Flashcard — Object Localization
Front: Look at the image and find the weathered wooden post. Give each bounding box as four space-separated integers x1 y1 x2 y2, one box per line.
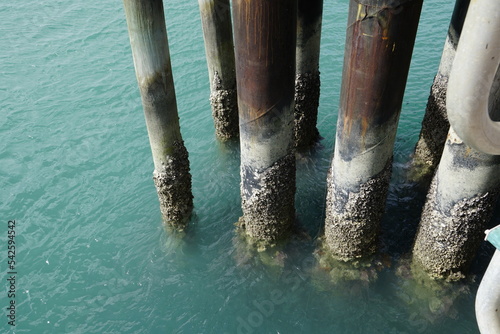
233 0 297 246
412 0 500 280
123 0 193 229
411 0 470 182
198 0 239 140
324 0 423 260
294 0 323 148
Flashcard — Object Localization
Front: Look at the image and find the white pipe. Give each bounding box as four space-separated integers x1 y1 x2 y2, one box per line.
446 0 500 155
476 250 500 334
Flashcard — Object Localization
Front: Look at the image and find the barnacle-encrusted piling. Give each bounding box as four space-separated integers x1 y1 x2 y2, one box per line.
198 0 238 140
123 0 193 229
233 0 297 246
412 128 500 280
294 0 323 148
413 0 500 280
324 0 423 260
411 0 470 182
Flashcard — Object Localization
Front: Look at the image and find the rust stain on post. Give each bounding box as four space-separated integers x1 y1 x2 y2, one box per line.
323 0 423 261
232 0 297 245
339 0 422 159
234 0 296 126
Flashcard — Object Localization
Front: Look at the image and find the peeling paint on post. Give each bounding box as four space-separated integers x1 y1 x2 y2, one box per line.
324 0 423 260
198 0 239 140
294 0 323 149
123 0 193 229
411 0 470 182
412 128 500 280
233 0 297 246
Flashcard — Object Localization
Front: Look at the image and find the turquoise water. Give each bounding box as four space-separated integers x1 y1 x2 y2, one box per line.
2 0 496 333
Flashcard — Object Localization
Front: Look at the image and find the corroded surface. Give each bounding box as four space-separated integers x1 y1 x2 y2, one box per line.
338 0 423 153
412 178 498 281
210 72 238 140
324 159 392 261
153 140 193 230
294 71 320 148
238 153 296 246
233 0 297 124
411 75 450 182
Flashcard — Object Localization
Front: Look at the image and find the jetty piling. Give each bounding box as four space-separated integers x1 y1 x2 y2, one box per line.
411 0 470 182
324 0 423 260
198 0 239 140
413 0 500 280
294 0 323 149
123 0 193 229
233 0 297 246
412 128 500 280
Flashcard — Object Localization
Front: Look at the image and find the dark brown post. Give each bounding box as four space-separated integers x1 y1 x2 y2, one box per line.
294 0 323 148
198 0 239 140
123 0 193 229
324 0 423 260
233 0 297 246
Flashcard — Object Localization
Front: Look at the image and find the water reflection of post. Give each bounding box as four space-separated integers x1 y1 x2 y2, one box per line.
198 0 239 140
233 0 297 247
123 0 193 229
324 0 423 260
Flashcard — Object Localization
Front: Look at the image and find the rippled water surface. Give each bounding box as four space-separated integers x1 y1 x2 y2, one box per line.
2 1 496 333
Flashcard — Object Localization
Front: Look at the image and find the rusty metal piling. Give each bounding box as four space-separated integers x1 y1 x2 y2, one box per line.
233 0 297 246
324 0 423 260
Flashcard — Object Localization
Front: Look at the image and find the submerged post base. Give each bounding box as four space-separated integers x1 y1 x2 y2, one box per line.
412 179 498 281
324 160 392 261
152 141 193 230
294 71 321 148
315 238 386 285
239 153 296 247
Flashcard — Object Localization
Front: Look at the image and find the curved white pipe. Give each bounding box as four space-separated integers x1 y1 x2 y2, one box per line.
476 250 500 334
447 0 500 155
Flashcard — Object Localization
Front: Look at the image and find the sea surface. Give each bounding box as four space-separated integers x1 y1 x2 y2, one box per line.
1 0 497 333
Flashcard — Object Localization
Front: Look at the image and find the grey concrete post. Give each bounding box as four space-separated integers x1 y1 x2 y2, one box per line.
411 0 470 182
412 128 500 280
